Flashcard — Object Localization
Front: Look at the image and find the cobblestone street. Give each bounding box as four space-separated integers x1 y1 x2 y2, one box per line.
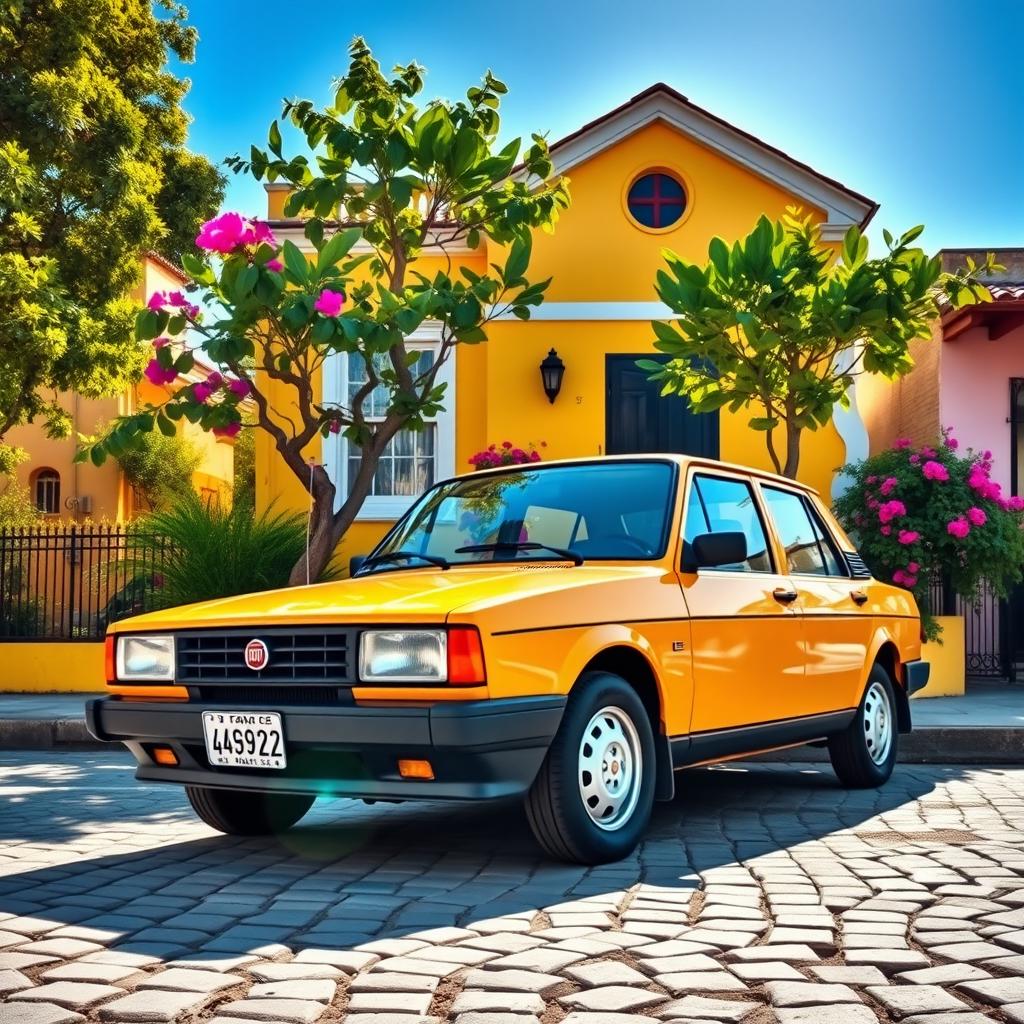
2 752 1024 1024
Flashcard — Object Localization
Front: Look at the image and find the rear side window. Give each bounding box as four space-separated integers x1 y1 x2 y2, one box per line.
684 475 773 572
763 487 845 576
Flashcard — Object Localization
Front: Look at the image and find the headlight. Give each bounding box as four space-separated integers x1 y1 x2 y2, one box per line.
116 635 175 682
359 630 446 683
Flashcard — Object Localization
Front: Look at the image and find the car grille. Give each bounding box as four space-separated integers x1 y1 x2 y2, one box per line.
176 628 356 685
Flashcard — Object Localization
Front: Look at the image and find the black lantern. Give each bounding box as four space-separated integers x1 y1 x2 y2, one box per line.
539 348 565 404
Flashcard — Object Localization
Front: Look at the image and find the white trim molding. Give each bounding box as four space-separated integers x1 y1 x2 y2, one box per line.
492 301 674 321
321 326 455 521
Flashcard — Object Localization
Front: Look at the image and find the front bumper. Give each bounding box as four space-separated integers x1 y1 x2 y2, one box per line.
87 695 566 801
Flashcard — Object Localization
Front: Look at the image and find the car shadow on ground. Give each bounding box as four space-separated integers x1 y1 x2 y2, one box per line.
0 751 971 961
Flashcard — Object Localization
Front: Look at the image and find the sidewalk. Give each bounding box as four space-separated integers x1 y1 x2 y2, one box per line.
1 682 1022 761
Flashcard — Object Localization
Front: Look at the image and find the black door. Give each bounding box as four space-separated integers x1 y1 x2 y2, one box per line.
606 354 719 457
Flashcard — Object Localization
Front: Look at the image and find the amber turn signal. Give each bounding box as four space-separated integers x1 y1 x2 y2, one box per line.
151 746 178 766
447 626 486 685
398 759 434 780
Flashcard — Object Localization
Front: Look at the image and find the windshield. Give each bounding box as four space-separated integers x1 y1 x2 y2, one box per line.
362 461 676 571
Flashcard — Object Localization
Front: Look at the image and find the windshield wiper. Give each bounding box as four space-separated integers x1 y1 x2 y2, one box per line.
359 551 450 572
454 542 584 566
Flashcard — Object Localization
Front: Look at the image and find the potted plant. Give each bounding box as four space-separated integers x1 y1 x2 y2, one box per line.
834 430 1024 694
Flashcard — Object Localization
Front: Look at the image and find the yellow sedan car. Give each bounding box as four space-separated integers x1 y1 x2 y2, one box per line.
88 456 928 863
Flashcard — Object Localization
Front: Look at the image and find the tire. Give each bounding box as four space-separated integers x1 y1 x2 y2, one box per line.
828 664 899 788
525 671 656 864
186 786 314 836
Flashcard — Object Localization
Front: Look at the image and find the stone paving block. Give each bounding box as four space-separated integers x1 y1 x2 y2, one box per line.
347 991 435 1014
866 982 974 1018
639 953 722 975
1 1003 86 1024
0 967 34 993
15 938 102 958
216 997 327 1023
295 947 380 971
928 941 1014 962
342 1017 439 1024
9 981 123 1009
454 1015 538 1024
956 976 1024 1005
0 952 58 971
984 954 1024 974
565 961 650 987
136 966 242 993
729 961 806 981
95 989 211 1022
41 961 142 984
451 990 545 1014
726 943 820 963
564 1015 671 1024
350 971 439 993
1001 1003 1024 1024
844 949 930 973
248 978 336 1002
165 951 260 972
773 1007 878 1024
650 995 758 1020
808 965 889 985
657 971 748 994
462 967 565 995
633 939 719 958
484 947 586 972
899 1016 992 1024
765 981 861 1007
896 963 990 985
406 944 496 966
560 986 669 1012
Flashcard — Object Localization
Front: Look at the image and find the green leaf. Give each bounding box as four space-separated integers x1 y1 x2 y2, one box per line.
157 413 176 437
135 308 160 342
282 239 308 282
708 237 730 278
268 119 282 156
503 235 531 284
317 227 362 270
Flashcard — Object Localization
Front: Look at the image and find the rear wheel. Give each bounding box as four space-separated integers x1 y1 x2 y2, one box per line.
828 664 899 787
525 672 655 863
186 786 314 836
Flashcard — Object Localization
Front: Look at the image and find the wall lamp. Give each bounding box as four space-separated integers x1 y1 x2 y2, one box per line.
539 348 565 404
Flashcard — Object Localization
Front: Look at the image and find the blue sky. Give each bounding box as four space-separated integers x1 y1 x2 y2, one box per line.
177 0 1024 250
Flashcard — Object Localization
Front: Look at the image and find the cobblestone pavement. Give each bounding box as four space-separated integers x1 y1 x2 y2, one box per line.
2 753 1024 1024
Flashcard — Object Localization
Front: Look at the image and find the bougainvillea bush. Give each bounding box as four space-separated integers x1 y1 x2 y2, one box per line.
468 440 545 470
834 430 1024 640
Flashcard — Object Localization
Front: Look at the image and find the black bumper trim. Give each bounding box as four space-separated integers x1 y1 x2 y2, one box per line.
904 659 930 696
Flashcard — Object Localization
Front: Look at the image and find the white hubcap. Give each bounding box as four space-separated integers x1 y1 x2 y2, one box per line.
863 681 893 765
578 706 642 831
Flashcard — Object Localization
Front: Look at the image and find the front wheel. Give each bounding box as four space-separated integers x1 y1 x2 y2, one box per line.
828 665 899 787
186 786 314 836
525 672 655 863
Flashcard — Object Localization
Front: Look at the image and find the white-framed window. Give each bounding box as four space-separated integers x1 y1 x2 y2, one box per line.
322 325 455 520
33 468 61 515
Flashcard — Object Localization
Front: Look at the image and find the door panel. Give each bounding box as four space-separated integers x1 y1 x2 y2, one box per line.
606 355 719 457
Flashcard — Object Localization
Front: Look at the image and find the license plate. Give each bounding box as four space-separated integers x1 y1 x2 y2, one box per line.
202 711 286 770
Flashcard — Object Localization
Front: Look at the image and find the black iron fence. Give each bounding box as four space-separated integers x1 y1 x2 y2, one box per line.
927 576 1014 680
0 526 171 642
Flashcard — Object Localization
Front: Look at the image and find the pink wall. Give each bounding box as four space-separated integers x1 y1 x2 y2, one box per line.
940 323 1024 491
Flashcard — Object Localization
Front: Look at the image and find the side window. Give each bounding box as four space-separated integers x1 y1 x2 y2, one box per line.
763 487 841 576
806 502 846 576
684 475 773 573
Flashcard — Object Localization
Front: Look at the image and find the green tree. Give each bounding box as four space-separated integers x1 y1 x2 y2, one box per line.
81 39 569 584
232 422 257 508
115 430 202 511
0 0 224 462
644 209 997 478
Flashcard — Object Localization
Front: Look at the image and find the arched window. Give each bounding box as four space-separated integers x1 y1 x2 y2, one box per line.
33 469 61 514
627 171 687 229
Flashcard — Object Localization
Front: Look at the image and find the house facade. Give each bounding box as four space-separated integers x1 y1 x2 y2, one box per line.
256 84 877 567
5 253 236 522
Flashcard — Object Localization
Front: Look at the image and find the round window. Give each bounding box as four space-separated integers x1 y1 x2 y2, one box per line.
627 172 687 229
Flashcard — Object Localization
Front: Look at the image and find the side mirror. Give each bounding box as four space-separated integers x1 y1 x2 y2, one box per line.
689 531 747 570
349 555 367 577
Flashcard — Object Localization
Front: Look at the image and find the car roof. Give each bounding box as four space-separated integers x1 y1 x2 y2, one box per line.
461 454 820 496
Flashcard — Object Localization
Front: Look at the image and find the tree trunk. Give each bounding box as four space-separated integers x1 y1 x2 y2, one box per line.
286 462 337 586
782 422 801 479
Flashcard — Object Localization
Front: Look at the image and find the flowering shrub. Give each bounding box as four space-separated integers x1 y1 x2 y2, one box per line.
834 429 1024 640
469 440 546 470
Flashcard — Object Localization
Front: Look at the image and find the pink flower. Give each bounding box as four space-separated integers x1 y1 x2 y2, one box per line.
228 378 251 398
879 476 898 496
921 447 937 458
867 498 880 510
152 336 171 349
193 382 215 404
983 450 992 461
907 562 920 573
143 358 178 386
878 500 906 523
195 213 277 255
866 475 878 484
909 454 921 464
903 575 918 587
894 438 912 450
1009 496 1024 512
147 291 167 311
897 530 920 545
945 436 959 450
165 291 200 318
529 450 541 462
313 289 345 317
206 372 223 389
212 421 241 438
502 441 513 449
947 517 970 539
967 507 987 527
328 420 341 434
266 258 284 272
892 569 908 585
880 525 892 536
922 460 949 482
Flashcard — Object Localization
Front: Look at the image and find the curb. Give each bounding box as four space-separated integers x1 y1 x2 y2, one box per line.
1 717 1022 764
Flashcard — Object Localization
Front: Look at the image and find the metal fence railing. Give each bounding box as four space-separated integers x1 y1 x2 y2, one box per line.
0 526 171 642
927 576 1012 680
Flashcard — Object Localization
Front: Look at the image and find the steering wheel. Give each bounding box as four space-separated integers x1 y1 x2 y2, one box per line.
582 533 655 557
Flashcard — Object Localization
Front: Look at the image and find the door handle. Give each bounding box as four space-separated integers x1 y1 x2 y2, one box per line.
773 587 799 605
850 590 869 606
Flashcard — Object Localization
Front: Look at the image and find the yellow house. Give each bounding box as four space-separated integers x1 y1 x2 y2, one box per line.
257 84 877 567
5 253 236 521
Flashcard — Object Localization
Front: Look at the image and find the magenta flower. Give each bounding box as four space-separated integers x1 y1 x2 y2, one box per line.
313 289 345 317
909 454 921 465
879 476 898 496
945 436 959 449
967 507 987 527
865 475 877 484
922 460 949 482
147 291 168 311
228 378 251 398
529 450 541 462
165 291 200 318
212 421 241 438
152 336 171 349
206 372 223 389
867 498 880 510
947 518 970 539
904 574 918 587
983 450 993 461
897 530 920 545
193 382 215 404
907 561 920 573
195 213 277 255
1009 496 1024 512
880 525 892 536
143 359 178 386
894 438 912 450
892 569 908 585
921 446 937 458
878 500 906 523
266 258 284 272
328 419 341 434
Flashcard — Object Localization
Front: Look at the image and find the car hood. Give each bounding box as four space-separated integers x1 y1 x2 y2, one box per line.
107 563 670 633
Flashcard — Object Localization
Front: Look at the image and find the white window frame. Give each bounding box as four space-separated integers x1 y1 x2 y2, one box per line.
321 322 455 521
